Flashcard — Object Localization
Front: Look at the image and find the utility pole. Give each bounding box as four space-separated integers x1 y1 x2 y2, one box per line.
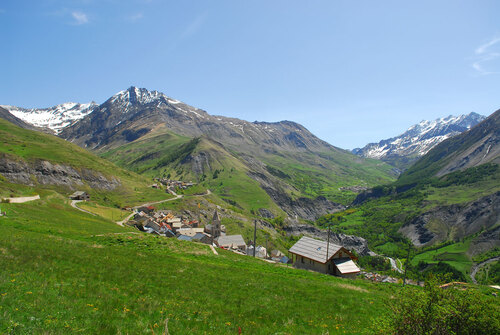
326 224 331 273
265 236 268 259
402 243 411 287
253 220 257 257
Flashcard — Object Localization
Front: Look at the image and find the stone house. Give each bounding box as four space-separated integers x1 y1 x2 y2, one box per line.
216 235 247 253
69 191 90 201
289 236 360 278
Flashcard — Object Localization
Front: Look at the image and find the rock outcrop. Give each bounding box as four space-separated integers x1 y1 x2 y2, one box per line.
400 191 500 247
0 156 121 190
248 171 345 221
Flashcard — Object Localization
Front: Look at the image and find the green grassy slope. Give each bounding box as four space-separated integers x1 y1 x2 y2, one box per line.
320 164 500 279
0 193 397 334
0 118 168 207
261 150 395 204
103 133 282 214
100 127 396 208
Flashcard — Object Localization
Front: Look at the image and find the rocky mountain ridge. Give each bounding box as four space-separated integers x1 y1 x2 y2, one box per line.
352 112 486 170
399 109 500 184
60 87 334 155
1 102 97 134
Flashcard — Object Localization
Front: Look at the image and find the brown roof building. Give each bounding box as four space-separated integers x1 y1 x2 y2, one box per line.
289 236 360 278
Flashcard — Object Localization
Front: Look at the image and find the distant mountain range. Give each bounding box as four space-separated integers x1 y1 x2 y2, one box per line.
352 113 486 170
1 102 97 134
398 109 500 185
0 87 396 220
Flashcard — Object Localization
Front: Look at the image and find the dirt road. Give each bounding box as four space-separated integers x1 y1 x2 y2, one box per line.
71 200 96 216
2 195 40 203
117 194 184 226
118 189 211 226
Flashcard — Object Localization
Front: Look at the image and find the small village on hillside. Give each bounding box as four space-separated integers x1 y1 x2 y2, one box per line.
68 182 379 281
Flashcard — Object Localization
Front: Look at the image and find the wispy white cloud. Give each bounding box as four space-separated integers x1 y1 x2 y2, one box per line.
128 12 144 22
71 11 89 25
472 36 500 75
179 13 207 39
475 36 500 55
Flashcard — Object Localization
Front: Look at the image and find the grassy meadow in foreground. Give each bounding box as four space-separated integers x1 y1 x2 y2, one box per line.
0 193 397 334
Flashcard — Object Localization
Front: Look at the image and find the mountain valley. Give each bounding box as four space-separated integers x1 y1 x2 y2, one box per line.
1 88 499 283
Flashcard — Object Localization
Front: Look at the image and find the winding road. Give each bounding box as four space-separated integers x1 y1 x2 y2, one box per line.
387 257 404 273
71 200 97 216
470 256 500 284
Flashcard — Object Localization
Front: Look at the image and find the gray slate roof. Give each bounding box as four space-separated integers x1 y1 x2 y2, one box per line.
177 235 193 241
192 232 209 240
289 236 342 264
217 235 246 248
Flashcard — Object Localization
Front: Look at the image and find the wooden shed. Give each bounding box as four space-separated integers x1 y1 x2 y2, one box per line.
289 236 360 278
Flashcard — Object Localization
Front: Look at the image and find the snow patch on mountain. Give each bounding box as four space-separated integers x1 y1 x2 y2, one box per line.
106 87 208 119
1 102 97 133
353 113 487 160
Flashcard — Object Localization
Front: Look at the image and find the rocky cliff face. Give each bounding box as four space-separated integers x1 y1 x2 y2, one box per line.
399 191 500 247
0 156 121 190
248 171 346 221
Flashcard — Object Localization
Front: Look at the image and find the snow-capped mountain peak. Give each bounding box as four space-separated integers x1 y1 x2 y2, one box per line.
352 112 487 168
108 86 181 107
1 102 97 133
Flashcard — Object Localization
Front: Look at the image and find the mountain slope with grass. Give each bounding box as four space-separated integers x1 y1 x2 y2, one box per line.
2 185 499 334
321 110 500 280
0 102 374 258
0 118 167 207
0 191 400 334
57 87 395 220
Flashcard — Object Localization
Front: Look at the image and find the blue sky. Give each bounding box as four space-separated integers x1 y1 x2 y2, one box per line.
1 0 500 149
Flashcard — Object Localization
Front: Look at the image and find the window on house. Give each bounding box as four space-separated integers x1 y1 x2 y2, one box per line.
301 256 304 263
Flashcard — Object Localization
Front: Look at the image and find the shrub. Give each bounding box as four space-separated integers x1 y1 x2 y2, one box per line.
377 275 500 334
358 255 391 271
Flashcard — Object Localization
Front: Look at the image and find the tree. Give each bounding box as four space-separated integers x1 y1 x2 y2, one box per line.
377 275 500 334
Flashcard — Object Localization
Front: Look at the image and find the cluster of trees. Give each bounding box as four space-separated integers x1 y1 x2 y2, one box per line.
377 275 500 334
429 163 499 188
357 255 391 272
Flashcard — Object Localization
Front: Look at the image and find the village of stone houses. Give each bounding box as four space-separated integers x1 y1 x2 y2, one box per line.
68 178 404 285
